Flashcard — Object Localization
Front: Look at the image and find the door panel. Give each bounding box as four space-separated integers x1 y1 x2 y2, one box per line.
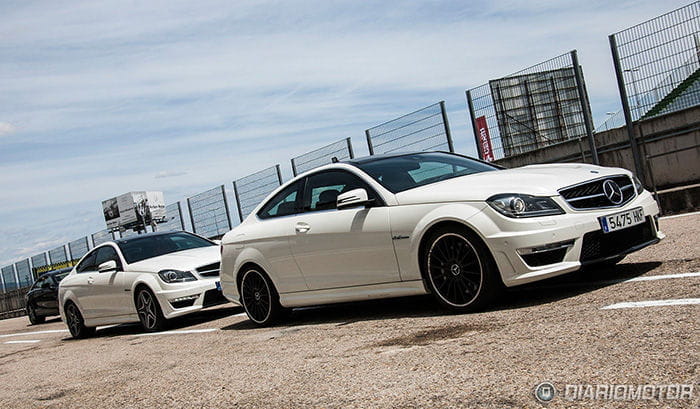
81 245 130 318
290 207 399 289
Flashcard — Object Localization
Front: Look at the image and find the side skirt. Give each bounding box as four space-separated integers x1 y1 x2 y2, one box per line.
279 280 427 308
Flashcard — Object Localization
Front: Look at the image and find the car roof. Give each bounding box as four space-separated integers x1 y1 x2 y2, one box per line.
38 266 73 278
112 230 184 245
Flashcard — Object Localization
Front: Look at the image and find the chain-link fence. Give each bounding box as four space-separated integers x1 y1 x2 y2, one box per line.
48 245 68 264
466 50 597 162
291 138 355 176
160 202 186 232
31 253 48 270
610 2 700 122
233 165 283 222
187 185 232 238
609 2 700 181
365 101 454 155
14 259 32 287
68 237 90 260
1 265 16 292
91 229 113 246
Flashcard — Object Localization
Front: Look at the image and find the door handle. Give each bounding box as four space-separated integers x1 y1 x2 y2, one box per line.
295 222 310 233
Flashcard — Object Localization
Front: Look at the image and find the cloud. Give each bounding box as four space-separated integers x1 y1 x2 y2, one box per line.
0 122 16 137
155 170 188 179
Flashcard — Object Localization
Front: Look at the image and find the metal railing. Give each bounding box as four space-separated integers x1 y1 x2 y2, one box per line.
365 101 454 155
291 137 354 176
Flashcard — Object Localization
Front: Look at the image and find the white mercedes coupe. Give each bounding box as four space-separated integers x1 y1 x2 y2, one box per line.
59 231 225 338
220 152 663 325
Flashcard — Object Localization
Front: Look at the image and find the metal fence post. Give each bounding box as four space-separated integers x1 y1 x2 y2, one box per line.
176 202 186 232
570 50 599 164
439 101 455 153
186 197 197 233
290 158 298 177
465 90 483 160
609 34 646 182
220 185 232 230
346 137 355 159
275 164 283 185
232 181 244 223
365 129 374 155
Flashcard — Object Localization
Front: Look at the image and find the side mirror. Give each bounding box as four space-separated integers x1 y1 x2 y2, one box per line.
98 260 118 273
337 188 372 210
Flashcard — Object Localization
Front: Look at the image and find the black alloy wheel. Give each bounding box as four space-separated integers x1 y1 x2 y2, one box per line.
424 227 499 311
65 302 95 339
240 269 282 326
27 304 45 325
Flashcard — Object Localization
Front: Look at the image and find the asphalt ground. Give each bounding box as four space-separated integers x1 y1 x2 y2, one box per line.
0 213 698 408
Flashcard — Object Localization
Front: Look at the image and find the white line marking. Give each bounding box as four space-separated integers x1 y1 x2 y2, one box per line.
232 312 247 318
0 329 69 339
660 210 700 220
602 298 700 310
132 328 218 337
4 340 41 344
626 272 700 282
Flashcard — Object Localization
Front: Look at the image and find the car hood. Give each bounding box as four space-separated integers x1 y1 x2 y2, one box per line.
394 163 631 205
126 246 219 273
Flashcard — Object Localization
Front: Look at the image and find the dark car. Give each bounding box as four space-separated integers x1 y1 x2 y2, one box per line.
25 267 72 325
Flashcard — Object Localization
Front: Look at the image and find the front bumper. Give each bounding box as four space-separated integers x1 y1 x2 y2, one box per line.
479 191 663 287
153 278 227 319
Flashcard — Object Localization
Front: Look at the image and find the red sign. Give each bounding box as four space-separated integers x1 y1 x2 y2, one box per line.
475 116 494 162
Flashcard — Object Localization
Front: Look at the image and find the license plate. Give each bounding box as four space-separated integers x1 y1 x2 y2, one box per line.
599 207 644 233
215 281 222 292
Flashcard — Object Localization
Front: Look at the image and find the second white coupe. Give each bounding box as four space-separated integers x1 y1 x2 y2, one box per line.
59 231 224 338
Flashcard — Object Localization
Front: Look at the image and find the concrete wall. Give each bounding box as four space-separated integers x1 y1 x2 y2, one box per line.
494 105 700 190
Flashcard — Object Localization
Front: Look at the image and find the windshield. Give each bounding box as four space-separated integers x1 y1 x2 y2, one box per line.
354 152 499 193
117 232 215 264
54 272 70 282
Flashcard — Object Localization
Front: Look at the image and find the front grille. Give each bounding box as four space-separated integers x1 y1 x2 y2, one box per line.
580 217 655 262
202 289 227 308
559 175 635 210
196 262 220 277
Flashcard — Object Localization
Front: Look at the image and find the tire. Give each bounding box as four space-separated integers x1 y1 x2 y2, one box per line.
135 287 167 332
422 226 499 312
27 305 45 325
240 268 283 326
64 302 95 339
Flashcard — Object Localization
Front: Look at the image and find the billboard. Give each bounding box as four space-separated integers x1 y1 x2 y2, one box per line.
103 191 166 230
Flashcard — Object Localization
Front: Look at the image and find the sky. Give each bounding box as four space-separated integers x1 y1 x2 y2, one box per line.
0 0 692 269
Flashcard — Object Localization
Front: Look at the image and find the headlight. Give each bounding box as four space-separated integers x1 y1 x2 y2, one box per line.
487 194 564 218
633 175 644 194
158 269 197 283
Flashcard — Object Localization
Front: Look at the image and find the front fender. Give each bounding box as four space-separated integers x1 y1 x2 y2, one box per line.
390 202 488 282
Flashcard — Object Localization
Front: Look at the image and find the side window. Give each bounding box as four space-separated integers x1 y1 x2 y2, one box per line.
94 246 122 270
257 180 303 219
303 170 379 212
32 276 46 290
76 251 98 273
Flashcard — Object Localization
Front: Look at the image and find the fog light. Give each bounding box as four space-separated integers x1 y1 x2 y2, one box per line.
170 294 199 303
